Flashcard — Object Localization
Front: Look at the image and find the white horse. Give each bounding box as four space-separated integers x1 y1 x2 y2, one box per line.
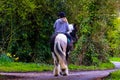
51 24 77 76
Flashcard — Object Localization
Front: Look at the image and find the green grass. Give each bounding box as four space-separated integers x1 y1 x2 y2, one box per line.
110 57 120 62
0 62 53 72
0 53 116 72
0 62 114 72
69 62 114 71
105 70 120 80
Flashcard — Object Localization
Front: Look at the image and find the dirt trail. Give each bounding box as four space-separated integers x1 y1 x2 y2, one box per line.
0 70 117 80
0 62 120 80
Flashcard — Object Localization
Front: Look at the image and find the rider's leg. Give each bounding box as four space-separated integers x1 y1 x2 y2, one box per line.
64 33 73 50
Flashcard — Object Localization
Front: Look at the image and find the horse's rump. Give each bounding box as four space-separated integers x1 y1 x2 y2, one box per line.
50 33 69 52
54 34 67 55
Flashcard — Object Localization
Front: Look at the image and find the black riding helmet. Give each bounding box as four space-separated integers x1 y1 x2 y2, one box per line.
58 12 66 18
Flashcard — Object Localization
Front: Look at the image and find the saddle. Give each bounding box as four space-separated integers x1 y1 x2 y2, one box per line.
50 33 73 52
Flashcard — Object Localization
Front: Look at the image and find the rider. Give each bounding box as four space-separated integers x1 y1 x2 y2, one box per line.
54 12 69 33
53 12 73 50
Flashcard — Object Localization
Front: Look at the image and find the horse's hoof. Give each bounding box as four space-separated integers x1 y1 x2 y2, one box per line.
60 72 62 75
62 73 67 76
60 72 67 76
54 74 59 77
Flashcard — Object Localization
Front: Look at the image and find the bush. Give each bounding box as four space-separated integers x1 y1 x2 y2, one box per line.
105 70 120 80
0 53 13 63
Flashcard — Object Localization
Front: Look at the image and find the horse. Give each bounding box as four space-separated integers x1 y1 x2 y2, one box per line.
50 24 77 76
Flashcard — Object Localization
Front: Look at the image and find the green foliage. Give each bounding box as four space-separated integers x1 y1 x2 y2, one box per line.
0 0 120 65
107 18 120 57
70 0 118 65
0 54 13 63
0 0 59 63
110 57 120 62
0 0 76 63
105 70 120 80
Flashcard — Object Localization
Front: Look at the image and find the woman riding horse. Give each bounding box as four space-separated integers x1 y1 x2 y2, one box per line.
51 12 73 51
50 12 77 76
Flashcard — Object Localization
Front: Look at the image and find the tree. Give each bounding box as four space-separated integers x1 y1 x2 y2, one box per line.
70 0 119 65
107 16 120 57
0 0 72 63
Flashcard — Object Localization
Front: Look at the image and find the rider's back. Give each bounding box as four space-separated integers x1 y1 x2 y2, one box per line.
54 18 69 33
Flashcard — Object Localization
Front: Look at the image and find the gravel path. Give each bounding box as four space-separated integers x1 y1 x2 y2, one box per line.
0 62 120 80
111 61 120 69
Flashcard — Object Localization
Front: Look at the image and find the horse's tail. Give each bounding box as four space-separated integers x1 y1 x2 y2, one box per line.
56 42 64 58
54 41 67 69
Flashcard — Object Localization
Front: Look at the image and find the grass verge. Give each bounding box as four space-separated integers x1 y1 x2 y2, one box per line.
105 70 120 80
0 62 53 72
0 62 114 72
69 62 114 71
110 57 120 62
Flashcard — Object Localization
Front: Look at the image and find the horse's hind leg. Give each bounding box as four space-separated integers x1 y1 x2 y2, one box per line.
59 55 68 76
52 52 60 76
54 61 60 76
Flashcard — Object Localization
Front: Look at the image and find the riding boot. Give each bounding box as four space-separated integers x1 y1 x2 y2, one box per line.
68 40 73 51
